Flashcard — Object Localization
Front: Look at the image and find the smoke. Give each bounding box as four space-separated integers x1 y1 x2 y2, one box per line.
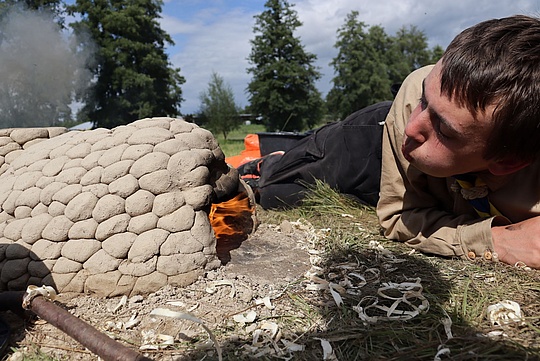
0 7 94 128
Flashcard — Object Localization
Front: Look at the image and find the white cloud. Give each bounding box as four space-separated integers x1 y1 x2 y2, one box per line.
163 0 540 114
163 6 257 113
160 14 202 35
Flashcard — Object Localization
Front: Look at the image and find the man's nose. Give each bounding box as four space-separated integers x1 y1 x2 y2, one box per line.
404 105 428 143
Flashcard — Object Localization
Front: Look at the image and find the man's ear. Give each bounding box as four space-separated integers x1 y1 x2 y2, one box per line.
487 158 531 176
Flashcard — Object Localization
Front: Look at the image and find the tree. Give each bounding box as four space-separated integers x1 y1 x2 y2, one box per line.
327 12 443 121
326 12 393 120
247 0 323 132
68 0 185 128
199 72 241 140
429 44 445 64
386 25 438 85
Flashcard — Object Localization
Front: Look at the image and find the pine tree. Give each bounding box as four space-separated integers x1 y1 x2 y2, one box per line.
247 0 323 132
199 72 241 140
429 45 444 64
386 25 434 85
68 0 185 128
327 11 442 121
326 12 393 120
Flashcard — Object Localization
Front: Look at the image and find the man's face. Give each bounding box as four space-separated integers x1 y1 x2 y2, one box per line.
401 61 495 178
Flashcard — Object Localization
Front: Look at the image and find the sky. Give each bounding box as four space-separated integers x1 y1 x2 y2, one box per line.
159 0 540 115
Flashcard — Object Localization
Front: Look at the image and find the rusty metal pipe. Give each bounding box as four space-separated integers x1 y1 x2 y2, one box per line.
27 295 152 361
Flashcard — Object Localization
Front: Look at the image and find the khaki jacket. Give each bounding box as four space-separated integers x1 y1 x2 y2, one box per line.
376 65 540 261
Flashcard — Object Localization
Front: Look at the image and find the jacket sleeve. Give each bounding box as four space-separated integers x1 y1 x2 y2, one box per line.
376 66 507 260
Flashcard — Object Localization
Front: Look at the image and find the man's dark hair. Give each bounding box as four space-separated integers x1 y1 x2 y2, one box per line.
440 15 540 162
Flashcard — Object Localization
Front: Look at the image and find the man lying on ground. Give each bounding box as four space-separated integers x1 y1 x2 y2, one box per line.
238 101 392 209
239 15 540 269
377 15 540 269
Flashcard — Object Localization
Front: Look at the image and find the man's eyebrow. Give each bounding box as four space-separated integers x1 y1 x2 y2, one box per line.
422 77 460 136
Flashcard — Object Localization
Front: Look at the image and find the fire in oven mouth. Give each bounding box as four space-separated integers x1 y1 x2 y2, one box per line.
210 179 258 264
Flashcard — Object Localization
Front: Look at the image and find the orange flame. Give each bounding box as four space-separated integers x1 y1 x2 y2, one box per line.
210 193 254 240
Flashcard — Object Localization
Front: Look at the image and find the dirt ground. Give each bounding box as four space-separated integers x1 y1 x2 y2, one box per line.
3 206 539 361
2 217 320 360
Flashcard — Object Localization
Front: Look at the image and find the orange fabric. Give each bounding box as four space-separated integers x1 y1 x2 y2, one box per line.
225 134 261 168
243 134 260 151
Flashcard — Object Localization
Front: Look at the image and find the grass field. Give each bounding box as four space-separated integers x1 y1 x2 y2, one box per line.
253 182 540 360
216 125 540 360
213 124 540 360
214 123 266 158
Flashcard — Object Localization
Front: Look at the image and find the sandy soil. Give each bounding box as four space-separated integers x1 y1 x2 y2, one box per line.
2 219 317 360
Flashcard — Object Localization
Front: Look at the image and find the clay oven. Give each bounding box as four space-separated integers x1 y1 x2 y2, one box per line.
0 117 243 296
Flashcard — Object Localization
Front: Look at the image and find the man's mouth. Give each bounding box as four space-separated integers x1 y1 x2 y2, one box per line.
401 139 414 162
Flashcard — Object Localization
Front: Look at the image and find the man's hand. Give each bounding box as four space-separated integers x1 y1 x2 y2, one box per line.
492 216 540 268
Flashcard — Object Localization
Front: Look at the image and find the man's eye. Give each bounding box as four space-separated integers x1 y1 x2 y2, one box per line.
436 127 449 139
419 96 428 110
433 119 450 140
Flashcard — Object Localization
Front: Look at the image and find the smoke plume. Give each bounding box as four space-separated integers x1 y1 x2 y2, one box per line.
0 7 94 128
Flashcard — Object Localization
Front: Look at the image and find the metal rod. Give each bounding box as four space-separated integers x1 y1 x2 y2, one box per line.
27 295 153 361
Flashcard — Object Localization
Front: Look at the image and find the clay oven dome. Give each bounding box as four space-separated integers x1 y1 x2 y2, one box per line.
0 117 241 296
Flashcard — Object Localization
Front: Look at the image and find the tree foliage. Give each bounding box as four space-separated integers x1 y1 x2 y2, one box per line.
247 0 323 132
327 11 443 120
326 14 393 121
68 0 185 128
199 72 241 140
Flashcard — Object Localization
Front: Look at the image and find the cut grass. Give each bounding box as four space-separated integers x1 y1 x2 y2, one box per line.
8 345 60 361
